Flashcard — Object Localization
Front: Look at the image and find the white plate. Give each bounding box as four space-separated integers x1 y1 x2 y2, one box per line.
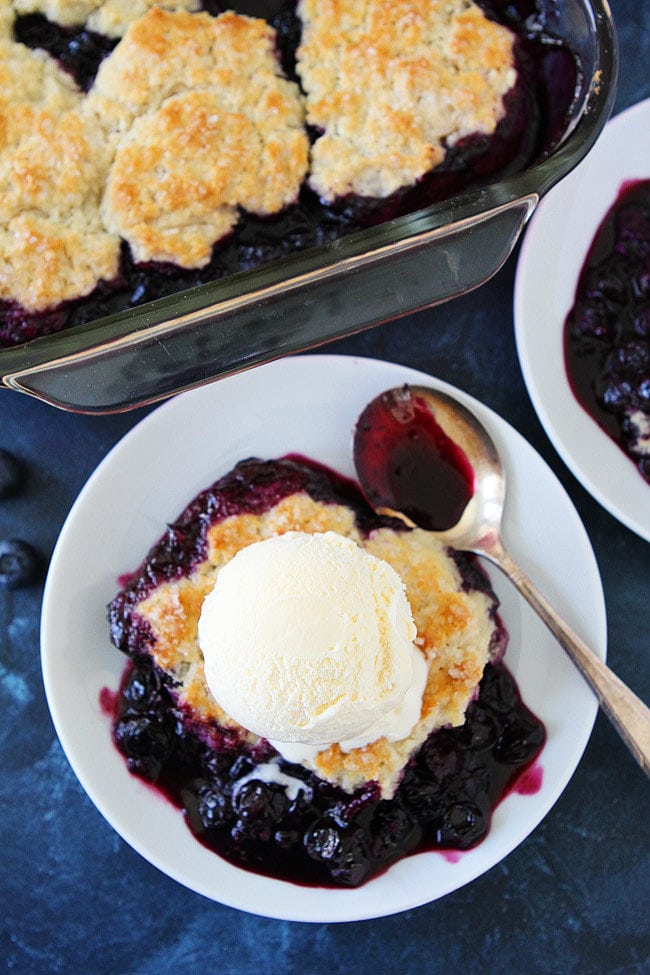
514 97 650 542
41 354 605 923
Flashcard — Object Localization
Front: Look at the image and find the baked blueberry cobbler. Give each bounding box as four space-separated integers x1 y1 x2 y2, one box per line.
564 179 650 484
0 0 580 346
107 455 545 887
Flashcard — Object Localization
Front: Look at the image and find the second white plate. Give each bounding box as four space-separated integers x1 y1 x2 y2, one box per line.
41 354 605 922
514 97 650 542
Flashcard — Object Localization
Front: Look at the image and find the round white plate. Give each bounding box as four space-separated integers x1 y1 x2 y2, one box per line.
514 97 650 542
41 354 605 923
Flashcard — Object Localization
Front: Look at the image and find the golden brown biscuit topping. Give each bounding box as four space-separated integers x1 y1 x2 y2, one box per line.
0 8 307 307
296 0 517 201
0 40 120 309
96 11 308 267
1 2 517 310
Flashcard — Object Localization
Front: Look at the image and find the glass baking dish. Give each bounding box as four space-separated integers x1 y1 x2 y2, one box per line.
0 0 617 413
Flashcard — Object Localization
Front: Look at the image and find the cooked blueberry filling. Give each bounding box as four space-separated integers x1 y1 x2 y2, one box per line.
564 180 650 483
111 656 543 887
107 455 545 888
1 1 580 347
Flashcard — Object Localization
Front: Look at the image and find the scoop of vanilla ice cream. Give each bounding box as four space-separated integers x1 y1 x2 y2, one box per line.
198 530 424 747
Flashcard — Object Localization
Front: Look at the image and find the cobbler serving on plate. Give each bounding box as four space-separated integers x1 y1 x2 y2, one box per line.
0 0 579 346
107 454 544 888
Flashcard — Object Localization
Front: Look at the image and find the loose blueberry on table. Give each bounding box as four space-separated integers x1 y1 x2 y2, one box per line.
0 450 40 590
0 538 40 590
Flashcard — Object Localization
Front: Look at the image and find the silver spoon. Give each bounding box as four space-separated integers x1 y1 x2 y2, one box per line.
353 384 650 775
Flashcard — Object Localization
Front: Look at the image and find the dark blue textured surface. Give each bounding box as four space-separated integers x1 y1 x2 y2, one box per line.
1 2 648 971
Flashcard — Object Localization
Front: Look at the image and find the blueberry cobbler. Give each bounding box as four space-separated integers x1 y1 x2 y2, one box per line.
0 0 580 346
564 180 650 484
107 455 545 888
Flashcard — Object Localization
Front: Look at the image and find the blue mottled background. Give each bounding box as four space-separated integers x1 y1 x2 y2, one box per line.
1 1 648 972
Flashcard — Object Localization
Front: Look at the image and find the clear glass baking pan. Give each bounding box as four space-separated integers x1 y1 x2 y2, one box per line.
0 0 617 413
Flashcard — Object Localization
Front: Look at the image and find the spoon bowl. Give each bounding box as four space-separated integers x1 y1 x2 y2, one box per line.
353 384 650 775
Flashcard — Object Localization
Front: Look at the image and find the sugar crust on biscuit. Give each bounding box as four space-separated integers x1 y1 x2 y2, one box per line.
296 0 517 201
0 39 120 309
0 8 307 307
96 10 308 268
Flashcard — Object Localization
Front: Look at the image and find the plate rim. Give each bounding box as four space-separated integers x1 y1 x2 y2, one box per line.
40 353 606 922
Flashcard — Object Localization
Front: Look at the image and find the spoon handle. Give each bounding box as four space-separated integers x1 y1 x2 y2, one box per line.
488 544 650 777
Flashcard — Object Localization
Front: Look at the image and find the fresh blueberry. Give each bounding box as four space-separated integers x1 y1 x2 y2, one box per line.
0 449 23 499
0 538 40 589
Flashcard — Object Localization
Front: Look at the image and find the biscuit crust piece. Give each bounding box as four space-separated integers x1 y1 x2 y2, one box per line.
95 9 309 267
0 39 120 310
297 0 517 201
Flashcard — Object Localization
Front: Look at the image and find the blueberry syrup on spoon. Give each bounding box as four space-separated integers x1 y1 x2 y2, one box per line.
353 386 475 531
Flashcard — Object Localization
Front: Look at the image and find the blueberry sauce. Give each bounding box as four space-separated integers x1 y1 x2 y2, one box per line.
13 14 117 89
564 179 650 484
107 455 545 888
2 1 580 347
110 656 544 887
354 386 475 532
